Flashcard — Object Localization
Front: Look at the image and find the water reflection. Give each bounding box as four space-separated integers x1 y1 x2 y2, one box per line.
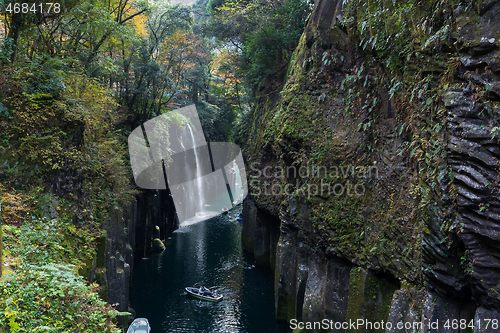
130 207 289 333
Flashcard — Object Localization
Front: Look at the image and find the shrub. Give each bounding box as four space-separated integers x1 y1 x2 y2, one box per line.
0 263 121 332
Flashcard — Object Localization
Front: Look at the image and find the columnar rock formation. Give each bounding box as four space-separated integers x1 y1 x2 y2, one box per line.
241 0 500 331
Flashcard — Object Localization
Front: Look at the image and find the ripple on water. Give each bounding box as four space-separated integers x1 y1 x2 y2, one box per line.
130 207 290 333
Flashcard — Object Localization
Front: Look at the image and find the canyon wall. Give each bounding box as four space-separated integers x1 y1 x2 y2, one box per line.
87 189 177 325
241 0 500 331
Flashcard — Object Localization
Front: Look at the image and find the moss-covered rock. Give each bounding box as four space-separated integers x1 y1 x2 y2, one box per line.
152 238 165 253
244 0 500 314
344 267 399 333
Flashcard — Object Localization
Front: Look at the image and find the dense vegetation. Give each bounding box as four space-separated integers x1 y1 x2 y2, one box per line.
239 2 500 320
5 0 496 329
0 0 312 331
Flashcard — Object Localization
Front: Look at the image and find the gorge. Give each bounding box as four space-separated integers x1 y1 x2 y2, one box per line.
2 0 500 332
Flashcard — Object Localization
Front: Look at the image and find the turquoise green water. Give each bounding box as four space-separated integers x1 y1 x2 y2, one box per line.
130 207 290 333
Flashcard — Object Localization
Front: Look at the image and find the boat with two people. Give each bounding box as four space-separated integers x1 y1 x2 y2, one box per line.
185 286 223 302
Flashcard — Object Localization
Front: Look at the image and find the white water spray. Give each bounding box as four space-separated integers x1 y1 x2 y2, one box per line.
186 124 205 214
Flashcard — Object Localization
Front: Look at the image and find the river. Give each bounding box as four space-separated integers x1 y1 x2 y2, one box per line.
130 207 290 333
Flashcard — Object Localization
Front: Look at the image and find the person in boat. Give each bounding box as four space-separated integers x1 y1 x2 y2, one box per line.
199 285 207 296
213 289 218 298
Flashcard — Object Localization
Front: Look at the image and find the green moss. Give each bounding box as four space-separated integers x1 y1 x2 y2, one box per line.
243 0 474 305
345 267 367 330
78 252 96 281
152 238 165 253
345 267 399 332
95 269 108 302
364 275 399 331
276 284 297 322
286 33 311 86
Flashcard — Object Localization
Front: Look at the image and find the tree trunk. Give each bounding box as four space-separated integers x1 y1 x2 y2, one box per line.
191 84 199 102
7 13 22 62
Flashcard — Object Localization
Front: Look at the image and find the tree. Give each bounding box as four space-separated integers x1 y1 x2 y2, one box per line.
1 0 70 62
115 4 193 121
205 0 313 87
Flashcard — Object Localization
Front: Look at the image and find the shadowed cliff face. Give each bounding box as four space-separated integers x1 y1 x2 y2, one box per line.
242 0 500 326
418 0 500 309
96 189 177 325
431 1 500 306
245 0 421 282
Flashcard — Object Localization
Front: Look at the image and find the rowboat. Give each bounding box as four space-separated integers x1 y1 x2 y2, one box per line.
127 318 151 333
185 287 223 302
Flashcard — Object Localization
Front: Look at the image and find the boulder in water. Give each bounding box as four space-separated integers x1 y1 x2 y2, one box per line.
152 238 165 253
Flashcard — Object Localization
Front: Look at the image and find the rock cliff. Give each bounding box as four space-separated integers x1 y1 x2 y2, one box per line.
90 189 177 325
241 0 500 331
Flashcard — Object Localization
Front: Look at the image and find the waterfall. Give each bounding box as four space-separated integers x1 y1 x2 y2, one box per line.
186 124 205 214
175 123 232 227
